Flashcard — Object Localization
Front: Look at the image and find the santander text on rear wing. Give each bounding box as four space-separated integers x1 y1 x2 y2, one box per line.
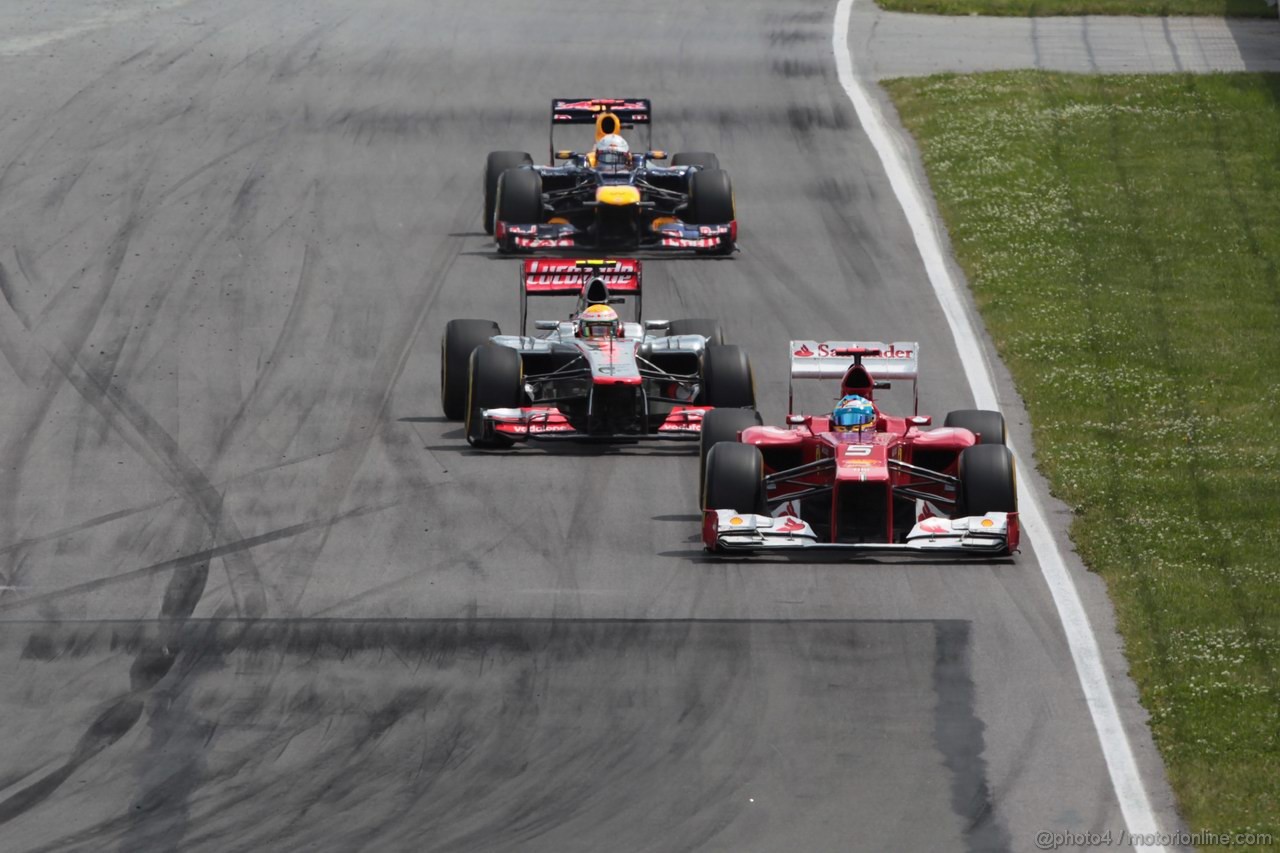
788 340 920 414
519 259 642 333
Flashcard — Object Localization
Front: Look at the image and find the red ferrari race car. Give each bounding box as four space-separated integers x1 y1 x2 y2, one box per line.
440 259 755 448
483 98 736 255
698 340 1019 557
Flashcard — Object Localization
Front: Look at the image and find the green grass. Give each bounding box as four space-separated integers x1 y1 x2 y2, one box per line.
876 0 1276 17
884 71 1280 848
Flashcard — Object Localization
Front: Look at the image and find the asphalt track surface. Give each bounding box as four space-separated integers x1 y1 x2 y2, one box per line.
0 1 1183 851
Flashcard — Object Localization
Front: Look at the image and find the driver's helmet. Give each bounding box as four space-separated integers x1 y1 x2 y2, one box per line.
831 394 876 431
594 134 631 172
577 304 620 339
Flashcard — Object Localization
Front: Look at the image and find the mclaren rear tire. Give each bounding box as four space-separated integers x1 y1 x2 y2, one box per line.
699 408 763 509
672 151 720 171
483 151 532 235
944 409 1007 446
701 344 755 409
957 444 1018 517
442 319 501 420
704 442 767 517
465 345 524 448
668 318 726 345
495 167 543 232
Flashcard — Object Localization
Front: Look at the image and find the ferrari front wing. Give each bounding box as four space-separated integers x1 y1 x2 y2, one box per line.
702 510 1019 557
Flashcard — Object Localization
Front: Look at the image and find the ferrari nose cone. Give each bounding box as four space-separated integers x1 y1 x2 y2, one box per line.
596 185 641 206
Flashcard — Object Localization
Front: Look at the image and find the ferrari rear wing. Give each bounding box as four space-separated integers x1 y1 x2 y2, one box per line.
519 259 642 333
788 340 920 414
549 98 653 162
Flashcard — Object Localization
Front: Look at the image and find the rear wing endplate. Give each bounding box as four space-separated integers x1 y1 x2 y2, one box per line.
788 340 920 414
520 259 642 334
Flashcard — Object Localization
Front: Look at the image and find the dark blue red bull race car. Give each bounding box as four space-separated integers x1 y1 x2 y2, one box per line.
483 98 736 255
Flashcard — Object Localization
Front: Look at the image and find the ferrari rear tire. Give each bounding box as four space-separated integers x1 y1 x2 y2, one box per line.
495 167 543 230
944 409 1007 446
442 319 500 420
672 151 720 171
701 344 755 408
687 168 735 224
483 151 532 234
668 318 725 345
699 408 763 509
957 444 1017 517
704 442 766 516
465 345 523 448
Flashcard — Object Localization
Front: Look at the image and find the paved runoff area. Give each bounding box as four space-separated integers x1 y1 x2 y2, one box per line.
848 2 1280 78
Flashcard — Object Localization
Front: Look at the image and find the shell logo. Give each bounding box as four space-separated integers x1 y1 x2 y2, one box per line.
729 516 744 526
980 518 995 528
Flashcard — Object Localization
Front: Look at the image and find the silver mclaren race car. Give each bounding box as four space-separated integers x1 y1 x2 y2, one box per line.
440 259 756 448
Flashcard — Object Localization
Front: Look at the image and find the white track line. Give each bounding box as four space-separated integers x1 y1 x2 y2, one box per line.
831 1 1165 850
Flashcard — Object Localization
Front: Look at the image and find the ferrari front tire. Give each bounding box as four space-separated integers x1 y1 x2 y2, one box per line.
704 442 766 516
699 408 763 509
957 444 1017 517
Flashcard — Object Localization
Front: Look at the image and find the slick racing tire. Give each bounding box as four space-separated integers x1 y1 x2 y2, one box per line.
441 319 500 420
704 442 767 517
483 151 532 235
495 167 543 232
701 345 755 408
687 168 735 224
957 444 1017 517
699 408 763 509
944 409 1007 446
672 151 720 171
465 345 523 448
668 318 726 345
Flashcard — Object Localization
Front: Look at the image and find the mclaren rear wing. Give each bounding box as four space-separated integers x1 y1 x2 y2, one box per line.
519 258 642 333
788 340 921 414
549 98 653 161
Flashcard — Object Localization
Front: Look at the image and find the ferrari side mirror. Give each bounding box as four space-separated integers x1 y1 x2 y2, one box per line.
908 415 932 427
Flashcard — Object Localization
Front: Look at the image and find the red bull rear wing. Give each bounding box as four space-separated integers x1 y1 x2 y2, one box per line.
551 98 651 126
